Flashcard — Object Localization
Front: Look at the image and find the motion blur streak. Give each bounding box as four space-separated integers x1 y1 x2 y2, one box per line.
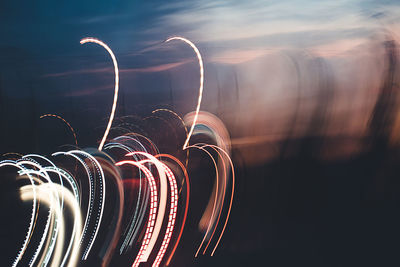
0 161 37 267
127 152 169 262
115 160 158 267
165 37 204 150
20 183 83 267
190 145 219 258
80 38 119 151
39 114 79 147
155 154 190 266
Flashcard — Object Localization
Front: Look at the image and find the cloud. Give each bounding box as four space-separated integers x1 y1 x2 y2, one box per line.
44 59 192 78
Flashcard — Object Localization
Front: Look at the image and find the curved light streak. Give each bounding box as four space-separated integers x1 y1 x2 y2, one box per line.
80 37 119 151
155 154 190 266
40 114 78 147
0 161 37 267
165 37 204 150
116 160 158 267
128 152 168 263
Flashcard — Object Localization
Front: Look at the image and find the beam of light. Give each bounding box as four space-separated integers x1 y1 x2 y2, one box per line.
22 182 64 267
204 145 235 256
9 157 82 267
116 160 158 267
23 155 65 212
199 145 227 255
42 167 81 267
127 152 169 263
39 114 79 147
150 161 178 267
19 183 83 267
12 159 62 267
53 150 106 260
183 146 220 258
22 155 77 265
91 156 124 267
0 161 37 267
68 150 106 260
183 111 233 256
105 141 148 255
53 151 95 256
2 152 23 159
155 154 190 266
17 166 63 267
80 37 119 151
165 37 204 150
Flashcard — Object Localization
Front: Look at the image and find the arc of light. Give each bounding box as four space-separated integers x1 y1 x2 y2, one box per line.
165 37 204 150
17 168 62 267
149 162 178 267
80 37 119 151
20 183 64 267
112 135 157 250
53 151 95 253
105 142 147 254
183 145 219 258
205 145 235 256
0 161 37 267
136 158 178 267
39 114 78 147
155 154 190 266
43 167 81 267
15 160 62 267
20 183 82 267
188 144 235 256
127 152 168 263
200 145 227 255
18 178 64 267
53 150 105 260
115 160 158 267
69 150 106 260
23 155 65 213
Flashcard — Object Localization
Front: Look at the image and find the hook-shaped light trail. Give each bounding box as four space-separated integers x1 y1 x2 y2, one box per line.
165 37 204 150
80 37 119 151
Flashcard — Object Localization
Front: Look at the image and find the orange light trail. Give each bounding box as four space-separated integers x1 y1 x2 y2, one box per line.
40 114 78 147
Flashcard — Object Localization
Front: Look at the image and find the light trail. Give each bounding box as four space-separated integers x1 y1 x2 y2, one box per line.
165 37 204 150
116 160 158 267
80 37 119 151
0 161 37 267
151 162 178 267
127 152 168 263
155 154 190 266
40 114 79 147
105 140 148 255
184 145 220 258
